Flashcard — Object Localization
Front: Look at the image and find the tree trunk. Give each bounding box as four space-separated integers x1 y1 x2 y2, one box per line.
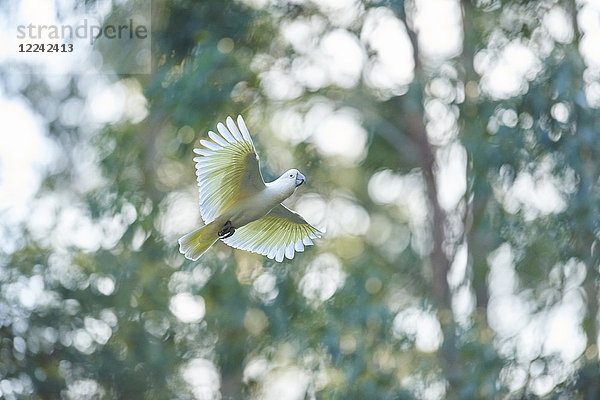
397 3 463 388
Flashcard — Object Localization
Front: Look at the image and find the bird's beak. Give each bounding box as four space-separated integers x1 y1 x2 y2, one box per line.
295 172 306 187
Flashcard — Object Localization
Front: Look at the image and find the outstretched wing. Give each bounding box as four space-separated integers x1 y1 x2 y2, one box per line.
222 204 323 262
194 115 265 223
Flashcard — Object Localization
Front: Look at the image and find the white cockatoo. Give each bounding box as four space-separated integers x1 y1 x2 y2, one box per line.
179 115 322 262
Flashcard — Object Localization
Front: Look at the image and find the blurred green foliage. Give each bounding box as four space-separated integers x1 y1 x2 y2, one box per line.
1 0 600 399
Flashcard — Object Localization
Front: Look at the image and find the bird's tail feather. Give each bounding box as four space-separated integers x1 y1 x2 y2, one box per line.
178 223 220 261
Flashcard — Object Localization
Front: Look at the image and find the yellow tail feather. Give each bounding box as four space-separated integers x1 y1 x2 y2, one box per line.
178 223 220 261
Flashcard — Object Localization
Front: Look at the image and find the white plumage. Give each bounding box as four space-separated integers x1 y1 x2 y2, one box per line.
179 115 322 262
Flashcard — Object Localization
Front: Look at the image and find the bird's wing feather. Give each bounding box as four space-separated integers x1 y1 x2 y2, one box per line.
222 204 323 262
194 115 265 223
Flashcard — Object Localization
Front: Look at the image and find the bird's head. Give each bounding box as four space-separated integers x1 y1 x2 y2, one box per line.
273 169 306 198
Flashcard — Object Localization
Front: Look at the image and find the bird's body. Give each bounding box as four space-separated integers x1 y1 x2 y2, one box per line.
218 175 296 228
179 115 322 262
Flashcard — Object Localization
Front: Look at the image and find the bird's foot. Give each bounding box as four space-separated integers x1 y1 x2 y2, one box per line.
218 220 235 239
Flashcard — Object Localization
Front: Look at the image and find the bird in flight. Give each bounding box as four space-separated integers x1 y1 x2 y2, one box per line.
179 115 322 262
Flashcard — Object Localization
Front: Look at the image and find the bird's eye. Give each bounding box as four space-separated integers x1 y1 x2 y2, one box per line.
289 174 293 178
